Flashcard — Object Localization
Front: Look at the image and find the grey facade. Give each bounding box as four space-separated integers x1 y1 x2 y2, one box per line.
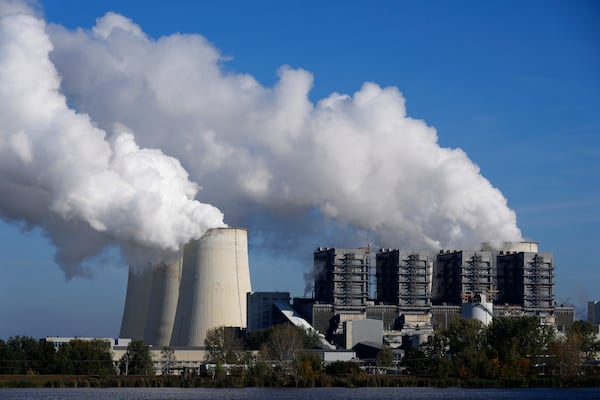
588 301 600 325
314 247 370 308
311 242 565 338
376 249 433 311
496 252 554 312
433 250 495 305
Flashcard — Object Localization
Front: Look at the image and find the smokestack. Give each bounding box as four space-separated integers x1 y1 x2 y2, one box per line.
170 228 252 346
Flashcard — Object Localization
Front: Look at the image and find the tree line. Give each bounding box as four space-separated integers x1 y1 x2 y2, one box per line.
0 337 114 375
402 317 600 379
1 318 598 387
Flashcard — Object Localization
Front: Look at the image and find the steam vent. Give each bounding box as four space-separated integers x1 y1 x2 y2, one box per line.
119 228 252 347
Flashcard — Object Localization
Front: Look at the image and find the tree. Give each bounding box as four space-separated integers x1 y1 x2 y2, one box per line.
294 351 322 386
376 346 394 369
120 340 153 375
1 337 57 374
56 339 115 375
567 320 599 360
260 324 305 363
487 316 554 377
160 347 176 375
204 326 244 364
549 335 582 378
438 318 491 379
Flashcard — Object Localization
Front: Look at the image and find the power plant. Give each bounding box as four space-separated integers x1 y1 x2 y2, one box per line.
120 232 573 352
120 228 251 347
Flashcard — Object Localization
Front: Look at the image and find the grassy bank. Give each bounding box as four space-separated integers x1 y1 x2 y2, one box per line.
1 374 600 389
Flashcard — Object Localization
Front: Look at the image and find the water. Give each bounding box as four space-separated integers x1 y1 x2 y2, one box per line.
1 387 599 400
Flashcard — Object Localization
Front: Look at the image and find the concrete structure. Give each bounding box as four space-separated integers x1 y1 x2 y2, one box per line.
461 293 493 326
120 267 154 340
376 250 433 311
555 306 575 333
314 247 370 308
433 250 495 305
171 228 252 347
143 258 183 346
312 241 567 340
343 319 382 350
496 251 554 313
589 301 600 325
45 336 131 351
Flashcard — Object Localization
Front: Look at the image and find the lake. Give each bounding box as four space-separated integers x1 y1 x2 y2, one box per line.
1 387 599 400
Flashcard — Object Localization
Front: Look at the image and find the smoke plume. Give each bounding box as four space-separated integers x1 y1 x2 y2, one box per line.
0 6 225 276
0 2 522 277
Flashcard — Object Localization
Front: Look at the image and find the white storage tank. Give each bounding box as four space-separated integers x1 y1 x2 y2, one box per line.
170 228 252 347
461 293 494 326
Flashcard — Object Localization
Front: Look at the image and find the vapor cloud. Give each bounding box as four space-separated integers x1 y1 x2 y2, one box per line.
0 2 522 277
0 7 225 276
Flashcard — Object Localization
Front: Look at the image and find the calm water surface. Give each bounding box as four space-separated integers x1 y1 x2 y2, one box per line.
0 387 599 400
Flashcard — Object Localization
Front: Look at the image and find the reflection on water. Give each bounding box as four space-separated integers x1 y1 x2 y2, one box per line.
1 387 600 400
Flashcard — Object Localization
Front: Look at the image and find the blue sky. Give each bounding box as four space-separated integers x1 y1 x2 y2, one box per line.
0 0 599 339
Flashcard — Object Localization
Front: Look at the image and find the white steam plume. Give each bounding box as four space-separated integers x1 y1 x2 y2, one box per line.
0 7 225 277
46 11 522 253
1 2 522 278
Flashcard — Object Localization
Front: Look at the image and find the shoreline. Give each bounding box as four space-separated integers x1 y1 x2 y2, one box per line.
1 374 599 389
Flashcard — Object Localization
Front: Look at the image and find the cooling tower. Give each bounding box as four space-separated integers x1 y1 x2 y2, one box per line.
119 266 154 340
142 256 183 346
170 228 252 347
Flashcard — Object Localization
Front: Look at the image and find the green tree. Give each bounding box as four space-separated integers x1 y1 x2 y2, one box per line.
1 337 57 374
120 340 153 375
56 339 114 375
441 318 491 379
567 320 599 360
204 326 244 364
293 351 322 386
487 316 554 377
376 346 394 368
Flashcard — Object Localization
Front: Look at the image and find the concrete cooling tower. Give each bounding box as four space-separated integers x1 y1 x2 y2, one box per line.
119 266 154 340
119 227 252 347
170 228 252 346
119 256 183 346
143 258 183 346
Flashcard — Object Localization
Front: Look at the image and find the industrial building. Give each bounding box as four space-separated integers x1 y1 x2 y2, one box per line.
308 242 571 347
314 247 370 308
118 231 573 362
433 250 496 305
376 250 433 311
496 250 554 312
589 301 600 325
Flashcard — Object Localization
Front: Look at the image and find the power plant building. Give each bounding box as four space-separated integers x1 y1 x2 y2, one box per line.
314 247 370 308
376 250 433 311
432 250 496 305
496 251 554 312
